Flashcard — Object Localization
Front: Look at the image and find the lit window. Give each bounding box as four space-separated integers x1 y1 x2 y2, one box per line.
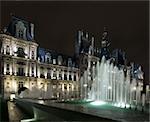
18 81 24 89
53 59 56 64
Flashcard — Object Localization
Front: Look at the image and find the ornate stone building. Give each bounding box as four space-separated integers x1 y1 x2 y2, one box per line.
0 16 79 99
1 16 148 104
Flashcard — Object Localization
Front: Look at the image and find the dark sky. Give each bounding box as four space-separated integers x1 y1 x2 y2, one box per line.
1 1 149 82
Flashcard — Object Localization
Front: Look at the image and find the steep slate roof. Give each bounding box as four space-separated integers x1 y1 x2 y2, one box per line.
5 15 33 41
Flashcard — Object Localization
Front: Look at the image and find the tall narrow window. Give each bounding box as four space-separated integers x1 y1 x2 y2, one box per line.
47 68 51 79
47 57 50 63
6 64 10 75
18 81 24 89
32 66 34 77
40 67 45 78
74 75 76 81
31 51 34 59
18 67 24 76
6 45 10 55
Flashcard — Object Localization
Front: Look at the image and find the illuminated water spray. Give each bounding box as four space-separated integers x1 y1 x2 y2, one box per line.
80 56 146 109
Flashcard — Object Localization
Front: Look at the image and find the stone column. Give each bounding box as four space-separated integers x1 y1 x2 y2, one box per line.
37 66 40 78
51 70 53 79
10 62 12 75
56 70 59 80
71 72 74 81
34 63 36 77
10 45 12 56
29 63 32 77
4 45 6 54
14 60 17 76
67 84 70 98
25 61 28 76
62 70 64 80
45 68 47 79
76 72 79 81
67 71 69 81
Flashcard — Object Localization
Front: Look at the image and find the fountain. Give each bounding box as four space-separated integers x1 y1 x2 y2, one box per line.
80 55 146 109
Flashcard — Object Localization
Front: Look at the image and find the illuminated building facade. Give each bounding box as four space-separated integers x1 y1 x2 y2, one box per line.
0 16 79 99
0 16 149 106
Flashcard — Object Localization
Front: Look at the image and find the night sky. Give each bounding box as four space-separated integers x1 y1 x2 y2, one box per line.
1 1 149 83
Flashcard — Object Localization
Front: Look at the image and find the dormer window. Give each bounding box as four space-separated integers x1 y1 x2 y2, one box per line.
16 21 26 40
58 55 63 65
18 30 24 38
45 52 51 64
53 59 56 65
68 58 72 67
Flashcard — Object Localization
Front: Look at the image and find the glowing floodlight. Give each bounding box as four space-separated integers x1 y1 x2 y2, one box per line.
38 100 44 104
10 94 15 101
133 87 136 90
90 101 106 106
83 84 88 87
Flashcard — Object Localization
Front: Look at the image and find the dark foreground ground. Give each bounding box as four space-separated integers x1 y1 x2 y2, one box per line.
15 99 116 122
0 96 9 122
1 97 149 122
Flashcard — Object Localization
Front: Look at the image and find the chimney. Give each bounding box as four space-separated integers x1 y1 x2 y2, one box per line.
30 23 34 39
